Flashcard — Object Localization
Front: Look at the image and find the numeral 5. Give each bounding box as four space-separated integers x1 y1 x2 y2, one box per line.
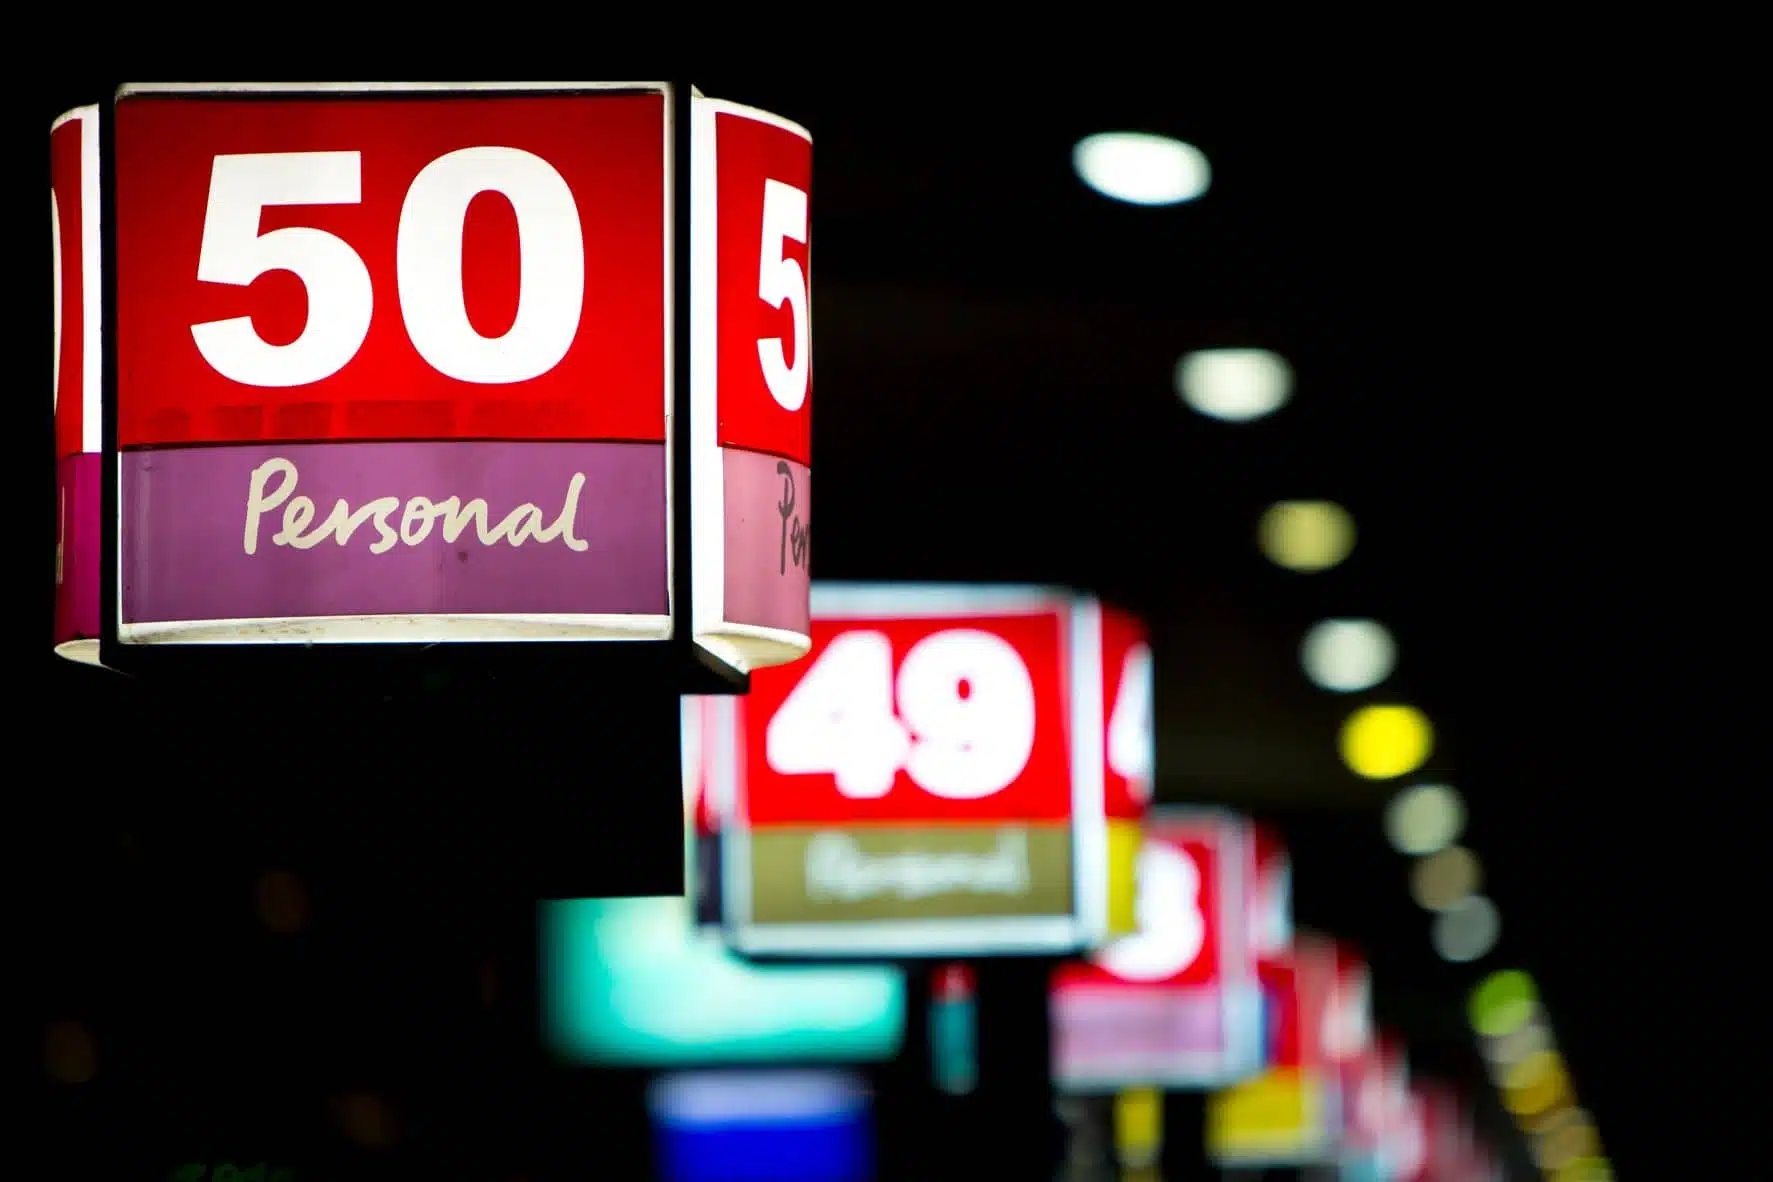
765 628 1036 801
756 179 809 412
192 148 584 389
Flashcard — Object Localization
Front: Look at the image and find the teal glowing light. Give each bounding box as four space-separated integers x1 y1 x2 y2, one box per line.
543 890 905 1066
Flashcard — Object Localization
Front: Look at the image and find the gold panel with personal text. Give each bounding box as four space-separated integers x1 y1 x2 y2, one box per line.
747 824 1075 924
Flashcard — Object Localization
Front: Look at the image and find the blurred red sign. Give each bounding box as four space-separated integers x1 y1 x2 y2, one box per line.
711 584 1148 957
1049 810 1263 1089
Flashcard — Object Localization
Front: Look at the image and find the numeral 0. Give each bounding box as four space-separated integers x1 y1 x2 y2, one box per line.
766 628 1038 801
191 148 585 388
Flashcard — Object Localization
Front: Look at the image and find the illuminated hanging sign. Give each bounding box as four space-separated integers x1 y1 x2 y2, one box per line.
1049 809 1264 1090
52 105 101 665
1207 929 1342 1165
84 82 812 675
706 583 1151 957
1100 604 1152 938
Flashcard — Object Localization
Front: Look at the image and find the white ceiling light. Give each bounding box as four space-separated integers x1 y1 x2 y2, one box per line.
1175 348 1292 422
1432 895 1500 963
1073 133 1211 206
1384 783 1465 856
1301 619 1396 692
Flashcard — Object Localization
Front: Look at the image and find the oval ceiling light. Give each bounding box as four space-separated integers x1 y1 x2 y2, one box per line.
1384 783 1465 855
1339 704 1433 780
1470 970 1538 1038
1258 500 1356 573
1175 348 1292 422
1073 132 1211 206
1432 894 1501 963
1301 619 1396 692
1410 845 1482 912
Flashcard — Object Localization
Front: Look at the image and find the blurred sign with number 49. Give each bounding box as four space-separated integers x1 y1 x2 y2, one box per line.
706 584 1152 958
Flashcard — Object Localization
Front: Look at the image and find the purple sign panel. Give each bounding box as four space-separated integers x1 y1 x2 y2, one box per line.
723 449 810 637
120 441 668 640
54 453 101 660
1050 986 1227 1091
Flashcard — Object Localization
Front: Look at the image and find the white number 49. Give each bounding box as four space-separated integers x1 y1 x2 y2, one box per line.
766 629 1037 801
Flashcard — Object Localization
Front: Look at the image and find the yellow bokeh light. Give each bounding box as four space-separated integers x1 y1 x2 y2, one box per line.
1503 1049 1569 1116
1258 500 1355 572
1537 1115 1601 1169
1552 1157 1613 1182
1339 704 1433 779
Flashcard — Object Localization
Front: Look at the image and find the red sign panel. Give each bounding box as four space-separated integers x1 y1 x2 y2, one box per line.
1049 810 1265 1089
709 107 813 467
741 609 1072 826
1405 1082 1467 1182
690 98 816 664
1100 605 1153 821
1057 819 1225 990
114 90 666 447
52 108 96 460
1248 823 1291 965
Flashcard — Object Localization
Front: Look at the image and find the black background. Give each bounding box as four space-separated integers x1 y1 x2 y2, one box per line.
23 70 1692 1180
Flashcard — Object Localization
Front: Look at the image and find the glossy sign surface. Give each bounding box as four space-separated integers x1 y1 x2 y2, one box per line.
112 83 672 645
709 585 1135 957
690 98 815 670
1050 809 1263 1090
52 105 101 663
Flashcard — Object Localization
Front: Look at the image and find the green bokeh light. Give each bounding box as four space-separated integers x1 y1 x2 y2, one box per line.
1469 970 1539 1038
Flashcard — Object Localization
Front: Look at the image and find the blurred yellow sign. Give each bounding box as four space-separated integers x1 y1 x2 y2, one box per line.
1114 1086 1162 1168
1106 819 1142 936
1205 1068 1327 1162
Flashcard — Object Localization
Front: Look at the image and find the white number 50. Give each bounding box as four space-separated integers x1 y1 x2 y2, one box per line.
191 148 584 389
756 178 809 412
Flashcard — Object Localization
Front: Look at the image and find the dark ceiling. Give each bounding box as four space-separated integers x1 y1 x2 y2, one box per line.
700 77 1645 1174
702 77 1476 809
29 77 1657 1178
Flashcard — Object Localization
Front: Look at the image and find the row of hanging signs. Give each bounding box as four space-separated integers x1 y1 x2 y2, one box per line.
53 84 816 681
686 583 1507 1180
55 86 1504 1177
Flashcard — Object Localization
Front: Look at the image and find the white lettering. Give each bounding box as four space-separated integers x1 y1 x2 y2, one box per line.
241 457 590 557
803 831 1032 903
